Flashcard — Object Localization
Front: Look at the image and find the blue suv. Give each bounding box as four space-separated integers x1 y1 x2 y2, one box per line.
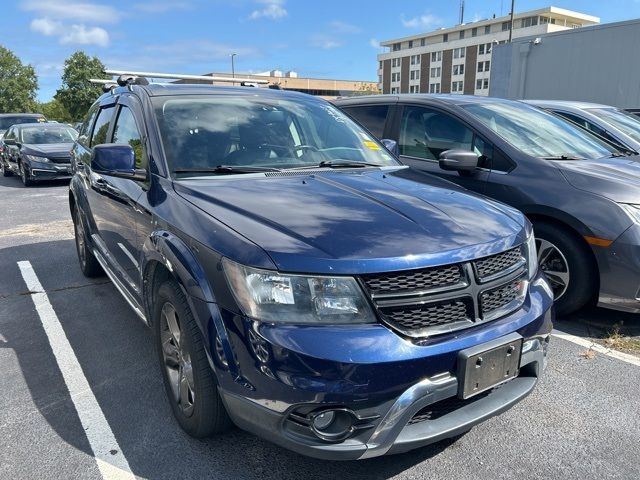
69 78 553 460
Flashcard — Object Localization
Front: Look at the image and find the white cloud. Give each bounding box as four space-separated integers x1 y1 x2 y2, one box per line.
329 20 361 34
21 0 120 23
400 12 442 29
144 41 259 61
133 1 192 13
310 35 341 49
369 38 380 48
30 17 109 46
249 0 287 20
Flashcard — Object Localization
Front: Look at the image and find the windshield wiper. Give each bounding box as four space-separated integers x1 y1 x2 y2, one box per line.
291 159 382 170
543 154 585 161
173 165 282 175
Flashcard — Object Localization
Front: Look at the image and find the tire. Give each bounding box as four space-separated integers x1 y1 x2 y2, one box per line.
19 162 33 186
533 221 597 316
73 206 104 277
155 280 232 437
1 160 11 177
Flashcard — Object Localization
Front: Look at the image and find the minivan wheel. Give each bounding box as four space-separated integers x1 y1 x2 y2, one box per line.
533 221 597 317
73 206 103 278
155 280 232 437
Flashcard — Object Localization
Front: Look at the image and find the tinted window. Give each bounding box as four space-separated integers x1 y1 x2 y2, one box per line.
399 106 473 160
21 126 77 144
341 105 389 138
153 96 398 175
79 103 100 147
112 106 147 169
90 106 116 147
589 108 640 143
555 111 606 136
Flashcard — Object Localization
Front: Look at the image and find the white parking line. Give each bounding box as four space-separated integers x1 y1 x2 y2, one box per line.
17 261 136 480
552 328 640 367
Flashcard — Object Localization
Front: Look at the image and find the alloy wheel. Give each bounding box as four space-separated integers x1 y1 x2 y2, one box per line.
536 238 570 300
160 302 195 417
74 210 87 267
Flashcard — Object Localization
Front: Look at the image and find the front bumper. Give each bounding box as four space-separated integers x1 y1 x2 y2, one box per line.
26 161 72 181
202 275 553 460
594 223 640 313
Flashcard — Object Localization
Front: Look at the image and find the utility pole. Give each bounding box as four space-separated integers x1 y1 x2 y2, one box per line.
459 0 465 24
230 53 237 85
508 0 515 42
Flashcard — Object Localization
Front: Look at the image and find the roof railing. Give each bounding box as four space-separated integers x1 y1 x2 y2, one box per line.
103 69 270 85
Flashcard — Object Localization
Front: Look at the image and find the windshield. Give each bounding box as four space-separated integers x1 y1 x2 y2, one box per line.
0 116 45 130
153 95 398 176
589 108 640 143
462 102 615 159
21 126 77 144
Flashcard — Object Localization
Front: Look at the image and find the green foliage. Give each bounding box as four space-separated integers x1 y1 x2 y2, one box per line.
38 98 73 123
0 45 38 113
55 51 105 121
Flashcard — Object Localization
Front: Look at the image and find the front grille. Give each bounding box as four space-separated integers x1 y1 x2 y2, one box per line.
361 264 462 294
360 246 527 338
480 279 523 317
49 157 71 164
380 299 471 332
473 247 523 281
408 389 494 424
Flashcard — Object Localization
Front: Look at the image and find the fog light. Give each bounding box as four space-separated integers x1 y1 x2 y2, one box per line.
522 338 541 354
310 409 354 442
312 411 335 430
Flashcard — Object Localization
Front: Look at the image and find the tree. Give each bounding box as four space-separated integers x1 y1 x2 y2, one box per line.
0 46 38 113
55 51 105 121
38 98 73 123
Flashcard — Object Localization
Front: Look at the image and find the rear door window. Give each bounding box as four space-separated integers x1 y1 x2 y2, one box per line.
340 105 389 138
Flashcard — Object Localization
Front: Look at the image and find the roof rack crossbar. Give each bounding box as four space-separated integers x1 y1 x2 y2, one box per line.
104 69 269 85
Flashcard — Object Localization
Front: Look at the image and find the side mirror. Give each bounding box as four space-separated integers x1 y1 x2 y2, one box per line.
91 144 147 181
439 149 479 172
381 138 399 156
3 138 15 146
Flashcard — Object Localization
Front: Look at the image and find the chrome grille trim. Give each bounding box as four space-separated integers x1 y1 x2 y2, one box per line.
360 246 527 338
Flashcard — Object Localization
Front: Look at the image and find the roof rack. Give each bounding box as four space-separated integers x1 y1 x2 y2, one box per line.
103 69 269 85
89 78 118 93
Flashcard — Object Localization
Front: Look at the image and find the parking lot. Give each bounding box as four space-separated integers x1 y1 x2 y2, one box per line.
0 176 639 480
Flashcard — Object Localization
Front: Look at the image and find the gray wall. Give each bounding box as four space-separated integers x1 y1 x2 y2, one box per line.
489 19 640 108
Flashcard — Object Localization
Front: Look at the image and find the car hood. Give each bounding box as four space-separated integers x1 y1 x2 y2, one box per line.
557 156 640 203
21 143 73 158
173 169 526 274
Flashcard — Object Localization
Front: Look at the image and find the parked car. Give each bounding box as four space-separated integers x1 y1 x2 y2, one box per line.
0 113 46 138
334 94 640 315
70 79 552 460
1 123 77 185
525 100 640 155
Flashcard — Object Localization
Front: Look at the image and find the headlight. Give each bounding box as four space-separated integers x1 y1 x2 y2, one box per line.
621 203 640 224
524 231 538 280
24 154 50 163
222 258 376 324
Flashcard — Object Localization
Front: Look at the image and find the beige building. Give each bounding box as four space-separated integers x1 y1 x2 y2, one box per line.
377 6 599 96
180 70 378 99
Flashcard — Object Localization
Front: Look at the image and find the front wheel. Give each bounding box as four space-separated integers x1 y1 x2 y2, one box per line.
0 160 10 177
533 221 597 316
19 162 33 186
155 280 232 437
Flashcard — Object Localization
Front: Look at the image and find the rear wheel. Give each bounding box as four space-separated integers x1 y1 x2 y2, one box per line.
155 280 232 437
73 206 103 277
0 160 10 177
533 221 597 316
19 162 33 186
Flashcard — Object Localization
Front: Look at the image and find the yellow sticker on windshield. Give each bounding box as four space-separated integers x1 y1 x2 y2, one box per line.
37 118 46 122
364 140 380 151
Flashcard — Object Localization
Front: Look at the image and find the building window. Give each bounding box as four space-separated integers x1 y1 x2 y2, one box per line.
429 83 441 94
391 87 399 94
431 51 442 62
479 44 485 55
453 47 466 59
472 27 477 37
379 61 383 70
392 43 401 51
540 16 556 25
453 64 464 76
484 78 489 89
410 55 420 65
391 72 400 82
484 25 491 34
409 85 420 93
443 33 448 42
476 79 483 90
410 69 420 80
408 40 414 48
378 74 382 84
421 38 426 46
521 16 538 28
476 79 489 90
484 60 490 71
459 30 465 39
392 58 400 67
451 81 464 93
430 66 441 78
502 21 512 31
477 61 483 72
571 23 582 28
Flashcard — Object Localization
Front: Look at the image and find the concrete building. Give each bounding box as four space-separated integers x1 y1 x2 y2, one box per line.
490 18 640 108
177 70 378 99
377 6 599 96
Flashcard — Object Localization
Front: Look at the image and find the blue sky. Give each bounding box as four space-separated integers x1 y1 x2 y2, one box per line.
1 0 639 101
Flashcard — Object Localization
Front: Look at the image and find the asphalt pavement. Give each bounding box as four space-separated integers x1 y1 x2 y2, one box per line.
0 174 638 480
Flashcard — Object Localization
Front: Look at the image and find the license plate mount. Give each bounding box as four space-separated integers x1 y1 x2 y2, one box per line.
457 335 522 399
